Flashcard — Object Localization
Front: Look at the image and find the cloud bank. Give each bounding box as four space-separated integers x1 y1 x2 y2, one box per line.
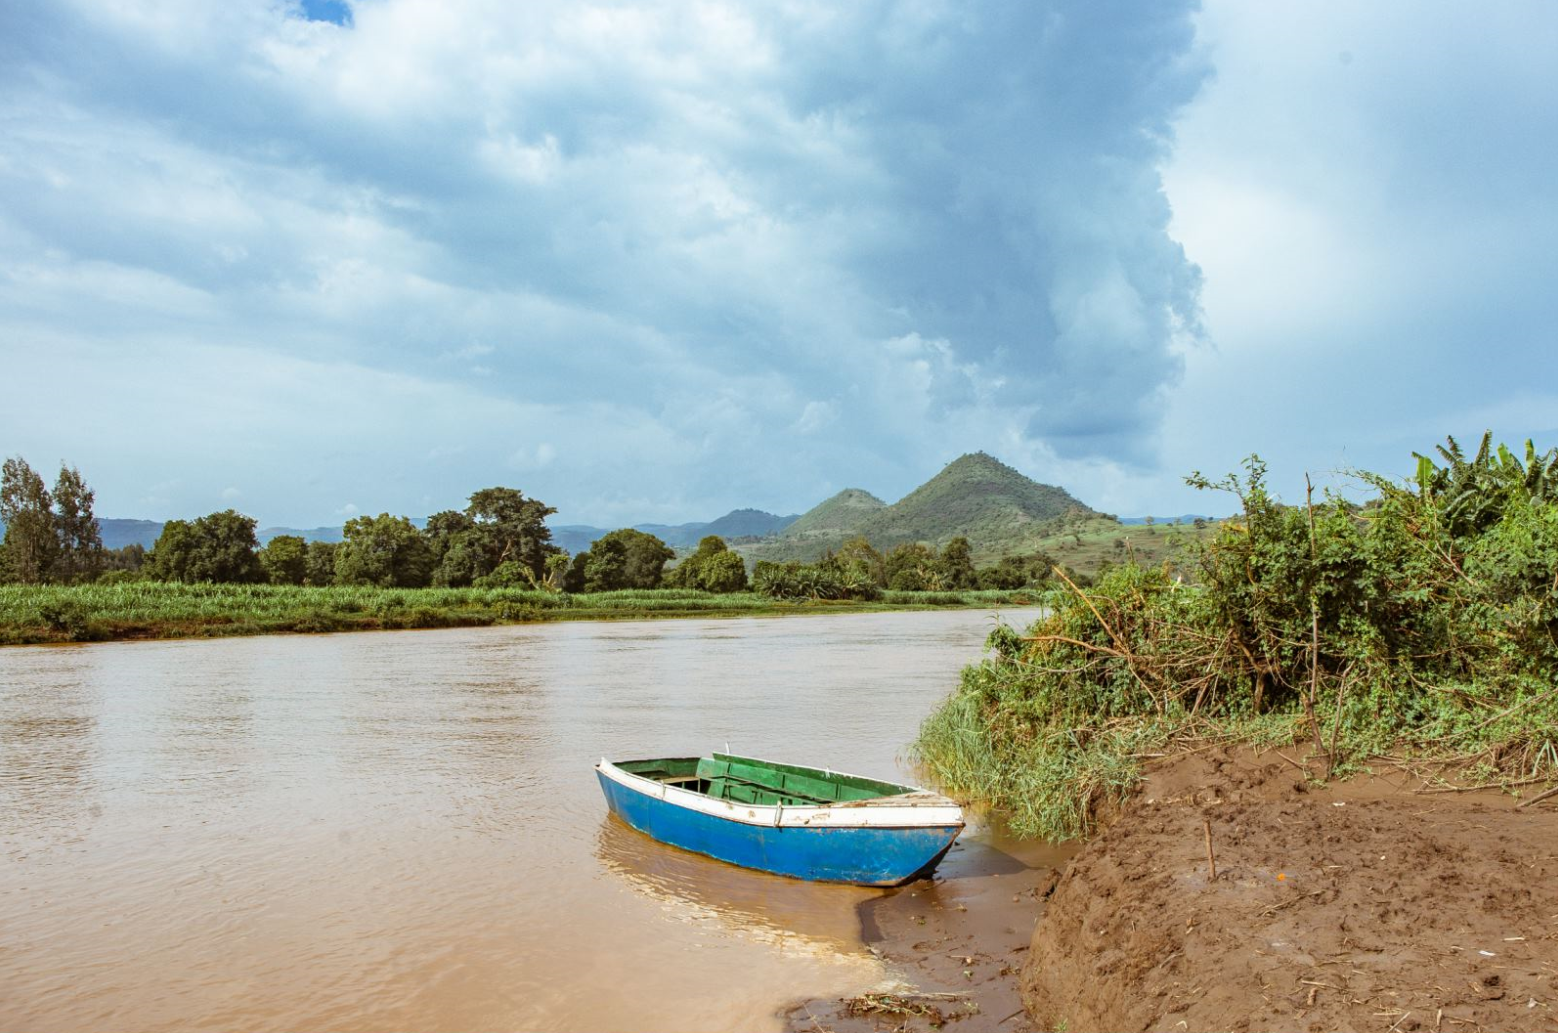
0 0 1206 524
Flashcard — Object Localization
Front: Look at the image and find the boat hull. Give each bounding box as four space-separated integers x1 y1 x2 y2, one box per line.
596 766 960 885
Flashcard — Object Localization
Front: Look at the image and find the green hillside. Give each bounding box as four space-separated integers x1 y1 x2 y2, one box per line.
778 488 886 538
739 452 1114 566
856 452 1094 548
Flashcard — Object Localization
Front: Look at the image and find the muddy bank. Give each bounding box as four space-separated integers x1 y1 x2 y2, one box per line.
1028 750 1558 1032
786 835 1078 1033
793 751 1558 1033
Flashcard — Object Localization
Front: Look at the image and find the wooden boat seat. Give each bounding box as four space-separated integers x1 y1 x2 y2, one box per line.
696 757 859 807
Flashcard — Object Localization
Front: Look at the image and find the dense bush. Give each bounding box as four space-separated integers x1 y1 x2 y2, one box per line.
916 434 1558 840
665 536 749 592
751 558 881 601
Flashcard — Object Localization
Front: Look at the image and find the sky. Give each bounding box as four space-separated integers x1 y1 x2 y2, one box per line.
1 0 1555 527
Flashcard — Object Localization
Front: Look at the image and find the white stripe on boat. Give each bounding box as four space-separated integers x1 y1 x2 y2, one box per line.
596 758 964 830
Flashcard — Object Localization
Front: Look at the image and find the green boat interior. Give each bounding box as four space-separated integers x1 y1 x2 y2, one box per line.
617 753 912 808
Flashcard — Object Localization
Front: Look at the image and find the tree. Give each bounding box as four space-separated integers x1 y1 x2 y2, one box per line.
976 552 1056 589
102 543 146 573
698 550 748 592
666 535 749 592
835 536 886 587
335 514 434 588
1 457 57 583
259 535 308 585
147 519 198 582
567 528 674 591
466 487 562 581
562 550 590 593
52 464 102 583
304 541 340 586
582 536 628 591
884 542 939 591
149 510 263 583
423 510 479 586
431 532 486 587
938 536 977 589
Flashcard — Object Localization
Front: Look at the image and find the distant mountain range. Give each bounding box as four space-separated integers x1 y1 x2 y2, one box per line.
93 518 365 549
551 508 799 554
1118 514 1212 525
33 453 1107 564
86 511 799 554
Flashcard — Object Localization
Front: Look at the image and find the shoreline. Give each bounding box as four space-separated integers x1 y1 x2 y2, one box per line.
785 826 1079 1033
0 586 1045 647
789 749 1558 1033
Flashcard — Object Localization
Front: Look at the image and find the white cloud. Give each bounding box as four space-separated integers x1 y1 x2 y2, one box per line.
1 1 1232 521
1155 0 1558 508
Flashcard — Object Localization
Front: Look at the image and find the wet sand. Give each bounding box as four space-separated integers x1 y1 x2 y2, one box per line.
793 751 1558 1033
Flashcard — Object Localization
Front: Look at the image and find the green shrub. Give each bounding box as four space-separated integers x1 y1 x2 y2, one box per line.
916 434 1558 840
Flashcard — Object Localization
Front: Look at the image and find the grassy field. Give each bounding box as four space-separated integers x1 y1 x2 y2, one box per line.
0 582 1047 646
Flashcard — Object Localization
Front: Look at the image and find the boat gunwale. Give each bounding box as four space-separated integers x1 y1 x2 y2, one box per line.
597 755 964 831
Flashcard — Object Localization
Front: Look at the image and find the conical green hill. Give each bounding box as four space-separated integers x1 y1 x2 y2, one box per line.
780 488 887 538
857 452 1095 548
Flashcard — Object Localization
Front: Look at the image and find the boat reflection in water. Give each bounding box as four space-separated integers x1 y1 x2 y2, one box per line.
594 803 1046 959
594 815 882 960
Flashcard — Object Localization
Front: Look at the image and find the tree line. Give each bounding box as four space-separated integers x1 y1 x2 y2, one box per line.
750 536 1057 600
0 457 752 593
2 455 1058 596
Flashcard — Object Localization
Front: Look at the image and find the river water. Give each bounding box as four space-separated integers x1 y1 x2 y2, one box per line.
0 609 1044 1032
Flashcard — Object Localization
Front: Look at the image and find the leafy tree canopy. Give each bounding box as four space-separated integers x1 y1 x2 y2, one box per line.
466 486 561 579
567 528 673 592
666 535 749 592
336 513 434 588
52 464 103 584
1 456 58 584
149 510 263 584
304 541 339 587
259 535 309 586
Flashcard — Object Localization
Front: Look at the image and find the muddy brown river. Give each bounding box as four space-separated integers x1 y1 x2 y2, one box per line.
0 609 1043 1032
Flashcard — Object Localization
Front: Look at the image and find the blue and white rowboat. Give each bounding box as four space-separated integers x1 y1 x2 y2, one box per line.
595 752 964 886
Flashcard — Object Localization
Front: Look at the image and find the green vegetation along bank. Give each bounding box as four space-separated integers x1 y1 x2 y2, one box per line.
915 433 1558 840
0 582 1043 646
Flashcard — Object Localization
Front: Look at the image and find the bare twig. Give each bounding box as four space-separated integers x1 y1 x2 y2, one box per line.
1203 817 1217 880
1304 475 1327 763
1052 564 1162 714
1328 665 1349 779
1416 775 1550 795
1518 783 1558 809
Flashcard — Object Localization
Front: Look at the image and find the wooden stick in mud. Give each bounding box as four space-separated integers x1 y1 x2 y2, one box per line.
1518 783 1558 809
1328 666 1348 779
1203 817 1217 881
1304 475 1327 765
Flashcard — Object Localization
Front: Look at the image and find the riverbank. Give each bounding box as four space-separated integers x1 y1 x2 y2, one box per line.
793 749 1558 1033
786 831 1078 1033
0 583 1042 645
